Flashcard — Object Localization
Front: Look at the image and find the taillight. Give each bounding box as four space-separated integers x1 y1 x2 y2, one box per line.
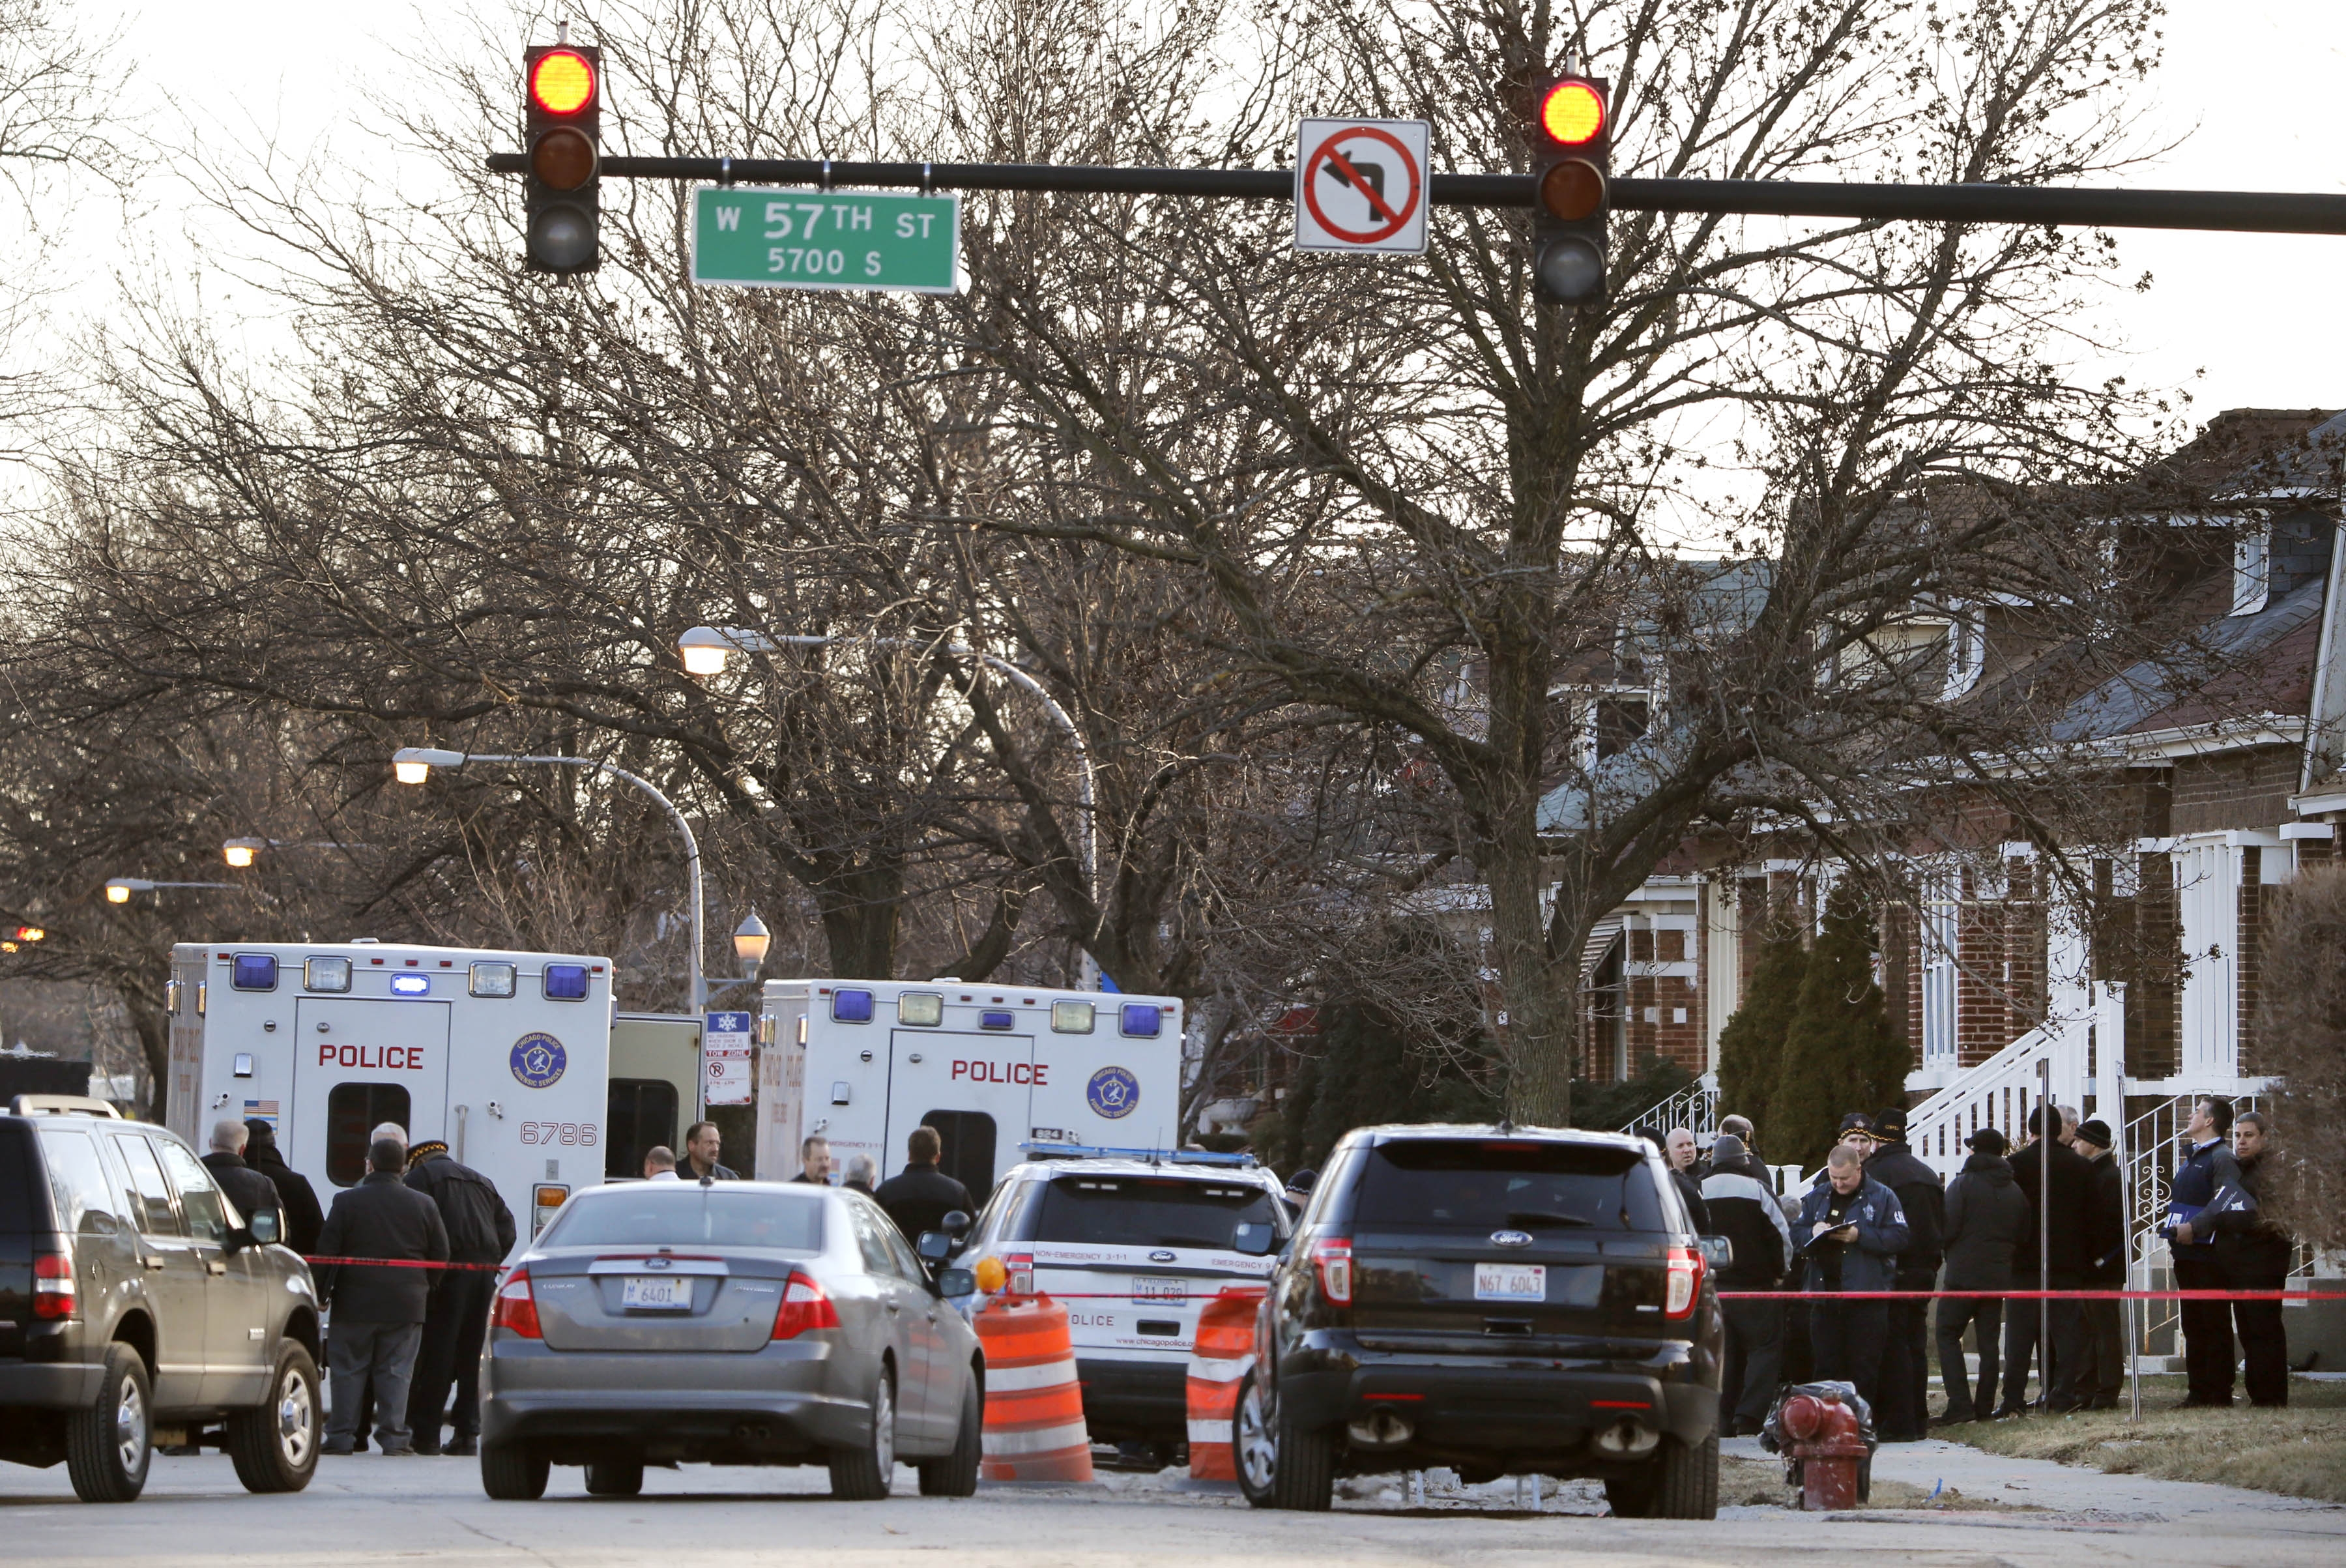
33 1252 76 1320
772 1271 841 1339
1004 1252 1034 1296
1664 1245 1703 1319
491 1267 542 1339
1311 1237 1354 1307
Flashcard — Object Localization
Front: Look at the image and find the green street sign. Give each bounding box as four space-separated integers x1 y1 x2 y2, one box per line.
691 186 961 293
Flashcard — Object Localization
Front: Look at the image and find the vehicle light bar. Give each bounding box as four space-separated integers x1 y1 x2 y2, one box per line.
1017 1140 1256 1167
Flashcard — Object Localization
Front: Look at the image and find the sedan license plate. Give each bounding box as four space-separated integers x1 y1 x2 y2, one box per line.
1132 1275 1188 1304
1473 1262 1546 1303
621 1275 693 1310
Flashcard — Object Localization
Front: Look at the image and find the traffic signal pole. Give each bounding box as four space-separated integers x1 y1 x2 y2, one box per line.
487 151 2346 236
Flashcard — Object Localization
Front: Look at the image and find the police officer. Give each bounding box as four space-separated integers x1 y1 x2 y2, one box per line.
1795 1142 1911 1419
2210 1111 2291 1407
1862 1106 1945 1441
402 1139 516 1456
2166 1097 2243 1408
2002 1105 2091 1414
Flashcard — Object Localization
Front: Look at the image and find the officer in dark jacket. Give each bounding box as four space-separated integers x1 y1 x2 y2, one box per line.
316 1136 450 1455
2073 1119 2128 1409
1863 1106 1945 1442
201 1120 283 1235
402 1140 517 1455
2167 1096 2244 1407
875 1125 977 1243
1935 1127 2026 1423
2001 1106 2091 1414
1700 1133 1793 1434
2211 1111 2291 1407
244 1116 325 1255
1795 1144 1911 1417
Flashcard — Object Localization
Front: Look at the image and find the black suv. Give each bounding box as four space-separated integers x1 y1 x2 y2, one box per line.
1 1097 323 1501
1235 1125 1721 1517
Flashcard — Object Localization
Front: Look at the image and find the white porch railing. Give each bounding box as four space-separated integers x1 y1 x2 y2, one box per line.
1621 1072 1717 1144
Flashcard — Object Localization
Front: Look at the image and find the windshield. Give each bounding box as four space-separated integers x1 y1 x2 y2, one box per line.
1353 1139 1662 1232
543 1189 824 1251
1034 1175 1279 1251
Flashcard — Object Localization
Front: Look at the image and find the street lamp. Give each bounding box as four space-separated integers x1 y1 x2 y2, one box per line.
390 745 709 1062
105 878 235 904
732 910 772 979
222 837 355 869
677 625 1101 987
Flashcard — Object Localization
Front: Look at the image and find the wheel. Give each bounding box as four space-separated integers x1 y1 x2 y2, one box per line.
584 1459 644 1496
1649 1431 1720 1520
65 1343 152 1503
827 1369 895 1500
918 1369 981 1496
480 1440 550 1501
228 1342 321 1493
1234 1371 1277 1508
1233 1368 1332 1511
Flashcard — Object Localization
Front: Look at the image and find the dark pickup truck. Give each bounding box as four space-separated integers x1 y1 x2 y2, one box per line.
1234 1124 1722 1517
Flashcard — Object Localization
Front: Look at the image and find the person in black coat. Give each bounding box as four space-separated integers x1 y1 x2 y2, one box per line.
875 1125 976 1243
681 1121 742 1182
2073 1119 2128 1409
401 1140 517 1455
1699 1133 1793 1434
316 1137 450 1455
244 1117 325 1255
2167 1096 2245 1407
2210 1112 2291 1408
201 1120 283 1235
2001 1105 2092 1414
1935 1127 2026 1423
1863 1107 1945 1442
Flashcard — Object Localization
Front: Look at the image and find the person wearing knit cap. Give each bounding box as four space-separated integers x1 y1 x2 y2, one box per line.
2072 1118 2127 1408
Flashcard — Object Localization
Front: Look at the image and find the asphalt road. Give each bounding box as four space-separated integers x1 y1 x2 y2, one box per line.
3 1441 2340 1567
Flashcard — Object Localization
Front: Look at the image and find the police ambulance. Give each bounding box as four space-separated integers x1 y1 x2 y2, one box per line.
164 941 656 1238
751 978 1183 1198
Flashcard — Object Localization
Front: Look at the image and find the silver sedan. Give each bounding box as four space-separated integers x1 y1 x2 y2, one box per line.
476 1180 983 1500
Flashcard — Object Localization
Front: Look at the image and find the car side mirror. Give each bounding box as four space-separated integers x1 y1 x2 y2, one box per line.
249 1208 280 1245
936 1266 976 1299
916 1230 953 1263
1232 1221 1277 1257
942 1210 971 1238
1698 1234 1732 1271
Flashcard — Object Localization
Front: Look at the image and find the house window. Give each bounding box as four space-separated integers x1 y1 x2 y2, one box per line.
2232 525 2270 617
1921 872 1958 1068
1595 696 1648 759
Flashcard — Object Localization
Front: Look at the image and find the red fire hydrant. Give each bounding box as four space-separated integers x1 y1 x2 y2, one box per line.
1780 1391 1866 1510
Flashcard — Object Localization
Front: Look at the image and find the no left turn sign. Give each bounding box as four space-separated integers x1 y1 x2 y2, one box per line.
1294 117 1430 255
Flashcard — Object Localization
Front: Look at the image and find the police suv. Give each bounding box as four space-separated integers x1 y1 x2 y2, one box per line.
957 1144 1289 1451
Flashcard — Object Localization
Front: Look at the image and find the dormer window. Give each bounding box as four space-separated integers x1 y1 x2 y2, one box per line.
1942 605 1985 699
2231 523 2270 617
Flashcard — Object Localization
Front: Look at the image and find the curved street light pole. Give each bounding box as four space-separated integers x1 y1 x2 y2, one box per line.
678 626 1100 987
391 748 707 1094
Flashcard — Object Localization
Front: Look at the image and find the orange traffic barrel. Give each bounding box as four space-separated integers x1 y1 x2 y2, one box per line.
1185 1287 1266 1481
975 1295 1094 1483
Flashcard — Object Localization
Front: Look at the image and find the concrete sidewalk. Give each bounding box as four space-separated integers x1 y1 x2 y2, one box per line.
1723 1432 2344 1520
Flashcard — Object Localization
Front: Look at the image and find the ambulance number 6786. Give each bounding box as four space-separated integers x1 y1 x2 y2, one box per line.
519 1121 598 1147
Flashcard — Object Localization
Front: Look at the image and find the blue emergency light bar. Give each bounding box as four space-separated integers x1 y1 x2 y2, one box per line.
1018 1140 1256 1168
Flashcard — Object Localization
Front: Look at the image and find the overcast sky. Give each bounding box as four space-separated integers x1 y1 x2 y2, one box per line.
61 1 2346 426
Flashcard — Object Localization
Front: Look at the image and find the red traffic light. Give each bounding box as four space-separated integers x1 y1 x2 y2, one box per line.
1539 80 1606 147
529 48 596 116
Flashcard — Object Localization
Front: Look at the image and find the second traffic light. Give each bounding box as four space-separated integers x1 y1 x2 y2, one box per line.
1530 75 1609 307
525 43 601 272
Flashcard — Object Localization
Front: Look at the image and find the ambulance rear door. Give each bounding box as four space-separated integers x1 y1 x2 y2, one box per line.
884 1028 1035 1200
289 996 452 1193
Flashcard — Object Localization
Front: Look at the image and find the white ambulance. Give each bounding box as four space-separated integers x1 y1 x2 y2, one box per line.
164 940 623 1237
751 978 1183 1197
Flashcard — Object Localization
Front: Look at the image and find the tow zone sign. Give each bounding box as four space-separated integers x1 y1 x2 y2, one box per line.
1294 118 1430 255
